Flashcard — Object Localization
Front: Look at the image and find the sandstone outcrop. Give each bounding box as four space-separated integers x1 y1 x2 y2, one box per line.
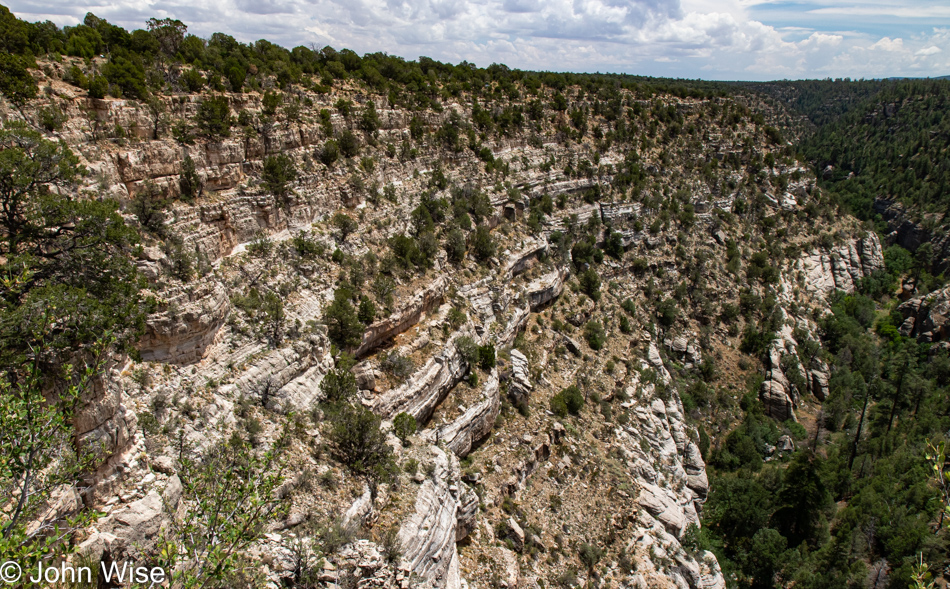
796 234 885 295
397 446 464 589
368 332 470 423
138 281 231 364
507 349 532 406
898 284 950 343
526 268 567 311
356 276 447 358
227 332 333 411
432 369 500 458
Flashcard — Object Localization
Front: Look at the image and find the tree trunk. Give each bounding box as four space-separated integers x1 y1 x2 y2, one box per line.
849 390 869 470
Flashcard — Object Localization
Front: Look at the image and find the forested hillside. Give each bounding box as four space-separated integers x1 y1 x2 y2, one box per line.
0 4 947 589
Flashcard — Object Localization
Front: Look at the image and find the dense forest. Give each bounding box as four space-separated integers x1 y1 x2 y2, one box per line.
0 4 948 589
698 79 950 588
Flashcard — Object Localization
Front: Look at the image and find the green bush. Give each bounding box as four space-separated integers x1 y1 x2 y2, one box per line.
455 336 479 366
357 295 376 325
578 267 601 301
550 385 584 417
327 402 396 483
471 225 495 263
583 320 606 351
262 154 297 201
196 95 233 138
324 289 363 349
477 344 496 370
338 129 360 158
392 412 417 446
180 68 204 92
178 154 202 201
319 139 340 166
0 54 37 106
320 365 357 405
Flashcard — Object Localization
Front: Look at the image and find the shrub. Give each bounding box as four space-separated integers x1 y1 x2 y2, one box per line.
196 95 233 138
357 295 376 325
655 298 679 327
455 336 479 366
262 154 297 201
324 290 363 349
338 129 360 158
87 75 108 99
331 212 358 243
359 101 380 133
619 314 632 334
577 542 604 571
392 412 417 446
320 365 357 405
178 154 202 202
578 267 601 301
38 103 67 132
262 90 281 116
740 325 773 359
319 139 340 165
445 228 467 264
583 320 606 351
604 231 624 259
0 54 38 106
381 352 414 380
180 68 204 92
291 232 323 259
327 402 396 484
477 344 496 370
471 225 495 263
550 385 584 417
103 55 147 99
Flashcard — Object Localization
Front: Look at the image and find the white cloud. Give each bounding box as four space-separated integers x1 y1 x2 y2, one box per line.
5 0 950 79
870 37 904 52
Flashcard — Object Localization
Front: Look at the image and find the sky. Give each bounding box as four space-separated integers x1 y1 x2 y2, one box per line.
6 0 950 80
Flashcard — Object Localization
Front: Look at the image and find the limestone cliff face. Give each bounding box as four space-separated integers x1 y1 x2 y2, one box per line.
139 281 231 364
899 284 950 346
397 446 466 589
432 369 500 458
7 71 873 589
874 198 950 273
795 233 885 296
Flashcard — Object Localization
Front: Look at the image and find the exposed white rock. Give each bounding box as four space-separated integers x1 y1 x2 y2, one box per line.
898 284 950 343
138 281 231 364
526 268 567 311
355 276 447 357
398 446 465 589
508 349 532 405
796 234 885 296
433 369 500 458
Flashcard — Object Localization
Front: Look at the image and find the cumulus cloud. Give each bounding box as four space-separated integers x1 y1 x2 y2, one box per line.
6 0 950 79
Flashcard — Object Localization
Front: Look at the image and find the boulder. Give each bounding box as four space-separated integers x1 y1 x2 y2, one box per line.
776 435 795 453
526 268 567 311
760 380 795 422
508 349 532 406
505 518 525 552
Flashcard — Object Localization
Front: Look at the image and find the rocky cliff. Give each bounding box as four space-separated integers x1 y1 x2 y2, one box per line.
1 57 886 589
